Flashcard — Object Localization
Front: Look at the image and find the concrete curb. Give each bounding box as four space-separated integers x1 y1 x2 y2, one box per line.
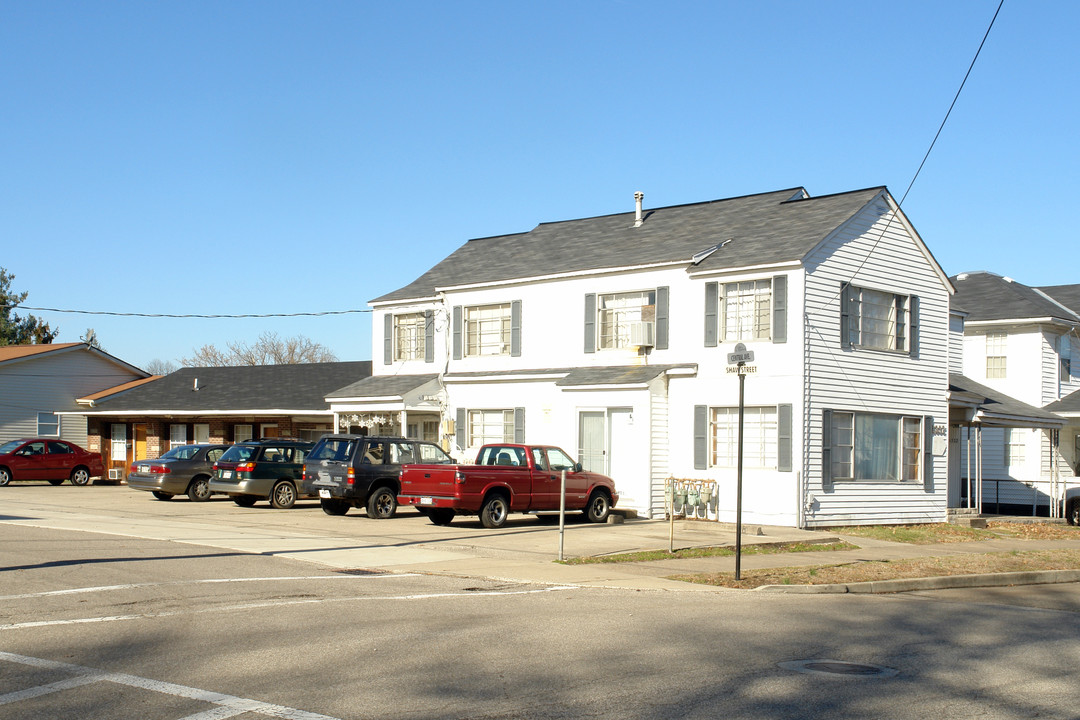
754 569 1080 594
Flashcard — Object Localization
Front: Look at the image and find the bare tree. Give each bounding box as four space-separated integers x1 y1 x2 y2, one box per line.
144 358 179 375
181 332 338 367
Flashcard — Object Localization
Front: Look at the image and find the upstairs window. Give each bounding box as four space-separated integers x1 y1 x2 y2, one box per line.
598 290 655 350
986 331 1006 379
394 312 427 361
841 284 917 353
466 303 511 357
723 280 771 342
1059 333 1072 383
452 302 521 359
385 310 434 364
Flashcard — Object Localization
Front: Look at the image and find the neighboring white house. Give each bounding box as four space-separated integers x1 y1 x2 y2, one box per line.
331 187 954 528
950 272 1080 514
0 343 150 447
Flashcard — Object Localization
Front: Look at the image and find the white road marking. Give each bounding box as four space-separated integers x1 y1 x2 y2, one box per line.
0 585 578 631
0 574 418 601
0 651 340 719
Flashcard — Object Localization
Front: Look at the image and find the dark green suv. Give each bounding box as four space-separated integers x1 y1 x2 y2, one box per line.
209 439 314 509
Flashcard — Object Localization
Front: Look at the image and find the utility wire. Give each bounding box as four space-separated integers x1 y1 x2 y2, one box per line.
0 304 371 318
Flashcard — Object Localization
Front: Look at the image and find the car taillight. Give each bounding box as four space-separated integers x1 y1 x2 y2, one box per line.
455 470 465 485
150 465 170 474
347 467 355 486
236 462 256 472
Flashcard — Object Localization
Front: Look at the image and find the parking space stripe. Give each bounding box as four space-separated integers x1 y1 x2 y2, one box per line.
0 652 340 719
0 574 418 601
0 584 578 631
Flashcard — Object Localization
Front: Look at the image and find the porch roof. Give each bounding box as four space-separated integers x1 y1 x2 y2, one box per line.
949 373 1065 428
326 373 439 400
555 364 697 387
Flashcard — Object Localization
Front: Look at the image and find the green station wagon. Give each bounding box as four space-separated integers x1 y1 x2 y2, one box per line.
208 439 314 509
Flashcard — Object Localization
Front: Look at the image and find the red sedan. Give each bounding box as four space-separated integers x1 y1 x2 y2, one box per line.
0 438 104 486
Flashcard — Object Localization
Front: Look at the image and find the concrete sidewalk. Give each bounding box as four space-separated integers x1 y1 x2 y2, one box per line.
4 486 1080 594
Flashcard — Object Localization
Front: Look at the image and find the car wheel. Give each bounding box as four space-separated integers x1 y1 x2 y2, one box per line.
152 491 174 501
322 499 350 516
480 493 509 529
270 481 297 509
48 479 64 486
1069 500 1080 527
233 495 258 507
428 508 455 526
366 486 397 519
69 467 91 486
584 491 611 523
187 476 212 502
0 468 10 486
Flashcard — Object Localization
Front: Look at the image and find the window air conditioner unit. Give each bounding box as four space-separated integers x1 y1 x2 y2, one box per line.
108 468 122 481
630 321 655 347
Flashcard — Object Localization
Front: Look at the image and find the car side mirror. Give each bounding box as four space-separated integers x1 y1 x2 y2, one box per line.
573 462 583 473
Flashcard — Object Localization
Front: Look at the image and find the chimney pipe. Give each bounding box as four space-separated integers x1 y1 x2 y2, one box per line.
633 191 644 227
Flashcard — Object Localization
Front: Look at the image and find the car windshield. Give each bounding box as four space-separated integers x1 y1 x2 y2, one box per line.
0 440 23 454
219 445 258 462
310 438 354 462
160 446 200 460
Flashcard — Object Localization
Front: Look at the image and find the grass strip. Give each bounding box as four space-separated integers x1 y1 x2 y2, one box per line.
557 540 856 565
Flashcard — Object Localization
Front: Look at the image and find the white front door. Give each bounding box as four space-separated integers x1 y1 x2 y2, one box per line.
578 408 641 508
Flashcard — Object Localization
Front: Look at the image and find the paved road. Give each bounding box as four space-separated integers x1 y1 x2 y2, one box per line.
3 486 1080 718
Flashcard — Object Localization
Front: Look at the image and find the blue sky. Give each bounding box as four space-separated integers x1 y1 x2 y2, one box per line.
2 1 1075 371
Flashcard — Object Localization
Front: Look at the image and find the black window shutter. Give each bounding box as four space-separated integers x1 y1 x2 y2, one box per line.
584 294 596 353
511 300 522 357
777 404 792 472
452 306 463 360
840 283 852 349
383 314 393 365
514 407 525 443
772 275 787 344
923 415 934 492
424 309 435 363
655 286 669 349
694 405 708 470
704 282 718 347
456 408 466 451
909 295 920 358
822 409 833 491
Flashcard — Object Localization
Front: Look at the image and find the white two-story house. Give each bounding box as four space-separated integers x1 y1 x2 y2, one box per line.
950 272 1080 515
329 187 953 528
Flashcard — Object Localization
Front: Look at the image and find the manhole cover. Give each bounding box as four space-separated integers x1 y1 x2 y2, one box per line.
778 660 898 678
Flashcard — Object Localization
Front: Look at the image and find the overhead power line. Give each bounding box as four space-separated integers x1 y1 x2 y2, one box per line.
1 304 372 319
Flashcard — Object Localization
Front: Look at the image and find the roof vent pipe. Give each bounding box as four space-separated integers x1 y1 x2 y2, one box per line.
193 377 199 391
633 191 644 227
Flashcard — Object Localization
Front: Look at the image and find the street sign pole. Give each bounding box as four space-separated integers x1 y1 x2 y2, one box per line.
736 361 745 581
725 343 753 582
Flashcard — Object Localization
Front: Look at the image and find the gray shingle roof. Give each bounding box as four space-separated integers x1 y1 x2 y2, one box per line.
1038 284 1080 317
326 373 438 399
373 187 887 303
1044 388 1080 415
951 272 1080 323
89 362 371 413
555 365 692 386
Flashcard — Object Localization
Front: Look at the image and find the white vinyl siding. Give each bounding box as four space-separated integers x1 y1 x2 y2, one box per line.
803 196 948 526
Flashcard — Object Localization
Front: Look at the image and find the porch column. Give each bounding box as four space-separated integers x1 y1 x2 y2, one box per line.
400 410 408 438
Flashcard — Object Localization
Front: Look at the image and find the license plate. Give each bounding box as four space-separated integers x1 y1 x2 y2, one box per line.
222 470 233 479
419 497 434 506
319 489 331 499
138 465 149 473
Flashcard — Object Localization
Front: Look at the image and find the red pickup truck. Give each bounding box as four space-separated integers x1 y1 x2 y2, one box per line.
398 443 619 528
